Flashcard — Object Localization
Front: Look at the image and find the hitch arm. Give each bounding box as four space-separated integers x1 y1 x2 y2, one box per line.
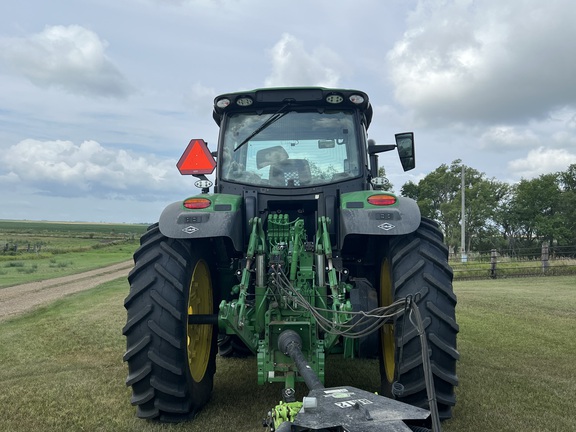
317 216 341 310
237 217 266 328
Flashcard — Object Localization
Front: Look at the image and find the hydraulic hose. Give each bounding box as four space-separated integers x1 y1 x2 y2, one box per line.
277 330 324 391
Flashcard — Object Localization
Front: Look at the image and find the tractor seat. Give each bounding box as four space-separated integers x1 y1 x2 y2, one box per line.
269 159 312 187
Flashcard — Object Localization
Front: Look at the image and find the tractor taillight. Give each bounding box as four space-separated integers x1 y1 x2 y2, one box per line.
367 194 397 206
183 198 211 209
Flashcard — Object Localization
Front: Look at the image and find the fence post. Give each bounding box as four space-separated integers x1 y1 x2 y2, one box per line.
490 249 497 279
541 241 549 273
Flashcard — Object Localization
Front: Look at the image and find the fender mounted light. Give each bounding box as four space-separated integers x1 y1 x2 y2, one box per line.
177 139 217 175
367 194 397 206
183 197 211 209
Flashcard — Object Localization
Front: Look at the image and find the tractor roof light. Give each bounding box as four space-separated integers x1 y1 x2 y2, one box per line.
216 98 231 108
177 139 217 175
183 197 211 209
367 194 397 206
349 94 365 104
236 96 253 106
326 94 344 104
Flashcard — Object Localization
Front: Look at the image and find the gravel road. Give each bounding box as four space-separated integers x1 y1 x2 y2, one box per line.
0 260 133 322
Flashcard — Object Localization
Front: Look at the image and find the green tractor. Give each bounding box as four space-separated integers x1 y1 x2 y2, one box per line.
123 87 459 429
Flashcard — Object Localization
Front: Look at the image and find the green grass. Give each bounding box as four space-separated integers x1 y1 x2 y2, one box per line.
443 276 576 431
0 247 136 288
0 220 147 287
0 219 149 236
0 276 575 431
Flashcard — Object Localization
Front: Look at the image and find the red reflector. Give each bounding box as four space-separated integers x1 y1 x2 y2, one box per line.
367 194 397 206
183 198 211 209
177 139 216 175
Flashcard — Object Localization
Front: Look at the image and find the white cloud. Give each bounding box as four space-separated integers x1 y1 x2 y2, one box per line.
508 147 576 179
387 0 576 124
265 33 343 88
184 82 216 116
0 139 182 198
0 25 133 98
480 126 541 150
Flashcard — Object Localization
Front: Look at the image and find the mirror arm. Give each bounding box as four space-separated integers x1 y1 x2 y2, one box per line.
368 143 397 155
369 153 379 179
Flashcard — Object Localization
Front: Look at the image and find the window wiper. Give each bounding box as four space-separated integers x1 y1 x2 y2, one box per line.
234 103 291 152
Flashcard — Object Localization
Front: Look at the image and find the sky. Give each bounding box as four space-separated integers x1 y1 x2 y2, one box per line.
1 0 575 223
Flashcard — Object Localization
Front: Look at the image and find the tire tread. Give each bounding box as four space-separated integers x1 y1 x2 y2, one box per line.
380 218 459 420
123 224 216 421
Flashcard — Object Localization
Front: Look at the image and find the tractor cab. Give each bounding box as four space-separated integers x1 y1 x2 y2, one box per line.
175 87 416 250
211 87 413 194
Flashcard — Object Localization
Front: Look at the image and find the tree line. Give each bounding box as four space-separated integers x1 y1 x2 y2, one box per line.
398 160 576 255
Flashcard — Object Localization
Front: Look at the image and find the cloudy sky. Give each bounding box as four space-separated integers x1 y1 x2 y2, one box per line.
1 0 575 223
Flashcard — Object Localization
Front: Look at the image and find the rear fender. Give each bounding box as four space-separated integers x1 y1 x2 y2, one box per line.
339 191 421 249
159 193 243 252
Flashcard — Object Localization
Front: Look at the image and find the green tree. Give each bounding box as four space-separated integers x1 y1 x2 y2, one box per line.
401 160 507 251
491 183 517 244
558 164 576 244
401 161 461 244
462 174 509 251
507 173 564 244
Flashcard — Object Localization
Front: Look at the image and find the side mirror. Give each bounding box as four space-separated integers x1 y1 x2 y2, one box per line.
395 132 415 171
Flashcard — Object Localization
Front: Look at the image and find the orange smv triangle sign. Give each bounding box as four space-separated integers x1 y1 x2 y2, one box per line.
177 139 216 175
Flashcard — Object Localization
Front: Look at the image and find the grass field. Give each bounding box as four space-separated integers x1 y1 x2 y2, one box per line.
0 219 149 236
0 220 146 287
0 276 574 431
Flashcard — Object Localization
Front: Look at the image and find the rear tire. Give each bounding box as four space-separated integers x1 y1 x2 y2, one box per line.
217 334 253 358
123 224 217 422
350 278 379 358
378 218 459 419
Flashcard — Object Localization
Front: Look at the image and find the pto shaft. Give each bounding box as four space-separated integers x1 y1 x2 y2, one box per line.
277 330 324 391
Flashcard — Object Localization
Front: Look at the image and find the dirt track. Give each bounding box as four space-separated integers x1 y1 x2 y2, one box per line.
0 260 133 322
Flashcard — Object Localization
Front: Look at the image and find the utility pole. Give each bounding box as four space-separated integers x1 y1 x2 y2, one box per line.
461 164 467 263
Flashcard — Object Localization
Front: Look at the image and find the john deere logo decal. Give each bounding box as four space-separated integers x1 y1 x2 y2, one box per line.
182 226 199 234
378 222 395 231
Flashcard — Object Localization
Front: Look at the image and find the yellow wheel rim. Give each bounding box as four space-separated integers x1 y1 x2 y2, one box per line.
380 259 395 383
187 259 213 383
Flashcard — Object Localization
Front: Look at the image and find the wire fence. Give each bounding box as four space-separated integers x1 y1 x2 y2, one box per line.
450 243 576 280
